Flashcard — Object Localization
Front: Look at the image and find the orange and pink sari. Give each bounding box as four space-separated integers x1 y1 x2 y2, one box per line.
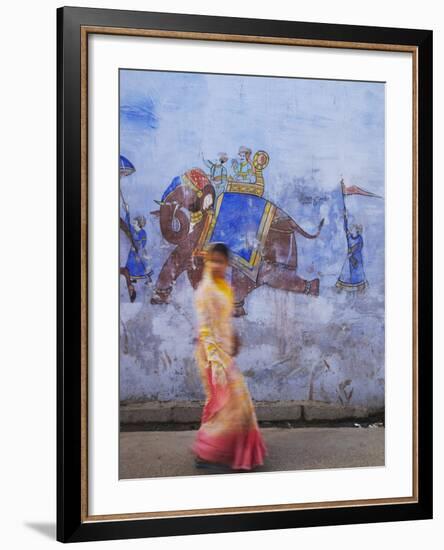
192 267 267 470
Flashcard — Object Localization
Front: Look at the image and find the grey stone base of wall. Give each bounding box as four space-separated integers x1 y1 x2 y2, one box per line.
120 400 384 425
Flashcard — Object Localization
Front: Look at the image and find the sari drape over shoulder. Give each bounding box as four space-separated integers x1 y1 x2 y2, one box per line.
192 268 267 470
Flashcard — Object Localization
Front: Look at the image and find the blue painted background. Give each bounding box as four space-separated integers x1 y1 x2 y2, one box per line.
119 69 385 410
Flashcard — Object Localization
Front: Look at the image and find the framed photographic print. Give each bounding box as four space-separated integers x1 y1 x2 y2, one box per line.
57 6 433 543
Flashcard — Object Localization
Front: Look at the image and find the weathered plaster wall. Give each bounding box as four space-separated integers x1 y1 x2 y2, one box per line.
119 256 385 409
119 70 385 411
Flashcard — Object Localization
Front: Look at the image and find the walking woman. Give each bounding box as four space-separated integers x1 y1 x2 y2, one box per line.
192 243 267 471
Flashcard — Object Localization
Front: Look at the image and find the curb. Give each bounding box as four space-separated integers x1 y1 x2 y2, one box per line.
120 400 383 425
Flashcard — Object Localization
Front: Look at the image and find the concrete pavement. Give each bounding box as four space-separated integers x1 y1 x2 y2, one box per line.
119 426 384 479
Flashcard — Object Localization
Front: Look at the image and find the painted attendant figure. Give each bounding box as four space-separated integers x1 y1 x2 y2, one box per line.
124 203 153 285
232 146 255 183
203 152 228 196
335 178 381 293
336 209 368 292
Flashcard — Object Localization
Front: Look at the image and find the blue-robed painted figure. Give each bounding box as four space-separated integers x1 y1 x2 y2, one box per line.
124 205 153 282
336 210 368 292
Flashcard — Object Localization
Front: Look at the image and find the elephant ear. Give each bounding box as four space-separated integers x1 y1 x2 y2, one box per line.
186 184 215 213
199 184 216 211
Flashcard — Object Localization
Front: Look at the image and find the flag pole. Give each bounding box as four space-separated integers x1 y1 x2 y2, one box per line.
340 176 348 220
119 184 139 252
120 188 128 210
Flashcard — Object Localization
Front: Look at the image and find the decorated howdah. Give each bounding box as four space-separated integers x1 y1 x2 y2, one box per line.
203 192 276 282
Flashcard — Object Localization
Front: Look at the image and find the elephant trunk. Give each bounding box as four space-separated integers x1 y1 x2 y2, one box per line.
159 202 190 244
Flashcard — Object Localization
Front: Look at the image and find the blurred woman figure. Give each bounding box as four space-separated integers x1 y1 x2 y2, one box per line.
192 242 267 471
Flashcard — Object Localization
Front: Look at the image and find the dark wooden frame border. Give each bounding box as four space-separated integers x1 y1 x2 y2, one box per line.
57 6 433 543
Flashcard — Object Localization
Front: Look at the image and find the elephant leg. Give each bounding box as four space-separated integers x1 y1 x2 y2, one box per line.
257 261 320 296
120 267 136 303
263 229 297 269
151 246 189 304
231 269 257 316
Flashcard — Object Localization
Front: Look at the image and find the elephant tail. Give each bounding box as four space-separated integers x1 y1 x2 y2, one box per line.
289 218 324 239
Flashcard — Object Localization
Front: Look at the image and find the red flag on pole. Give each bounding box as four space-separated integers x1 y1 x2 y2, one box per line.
341 180 382 198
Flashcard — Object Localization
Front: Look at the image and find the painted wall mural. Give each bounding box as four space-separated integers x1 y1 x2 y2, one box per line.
119 69 385 410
